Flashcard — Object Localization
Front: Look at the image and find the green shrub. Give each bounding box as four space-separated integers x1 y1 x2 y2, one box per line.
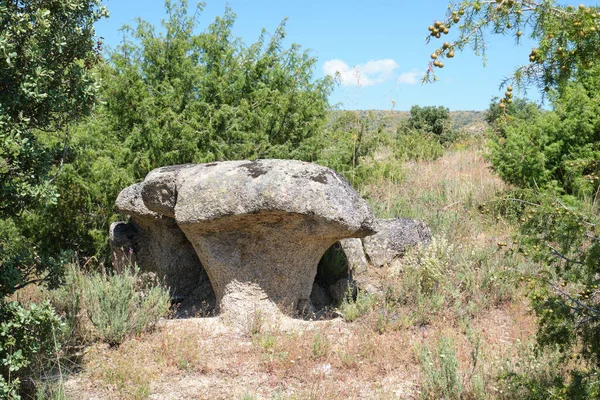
488 66 600 197
316 110 388 186
418 336 463 400
485 97 542 138
339 291 377 322
403 105 452 137
26 0 336 266
396 131 444 162
418 333 488 400
496 341 594 400
80 267 170 346
0 0 107 302
0 301 64 400
97 1 332 178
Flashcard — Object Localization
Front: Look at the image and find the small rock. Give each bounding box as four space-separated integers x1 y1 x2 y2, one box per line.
363 218 432 267
328 277 357 306
310 282 332 310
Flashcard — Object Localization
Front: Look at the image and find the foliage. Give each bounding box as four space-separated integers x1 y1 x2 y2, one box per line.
479 187 600 395
425 1 600 93
403 105 452 137
80 266 170 346
442 8 600 380
100 0 331 178
0 0 107 212
488 66 600 196
28 121 133 260
418 336 463 399
484 65 600 395
389 236 518 325
316 110 385 185
496 334 599 399
33 0 334 263
0 217 71 298
0 0 107 297
418 333 487 399
485 96 542 137
396 131 444 162
450 110 486 130
338 291 377 322
0 301 64 400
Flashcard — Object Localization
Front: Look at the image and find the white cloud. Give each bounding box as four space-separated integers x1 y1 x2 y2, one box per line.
323 59 398 87
397 70 424 85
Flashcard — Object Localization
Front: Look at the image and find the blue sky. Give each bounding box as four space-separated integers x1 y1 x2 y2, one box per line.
95 0 596 111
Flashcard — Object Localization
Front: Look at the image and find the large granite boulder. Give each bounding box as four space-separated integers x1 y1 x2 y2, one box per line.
109 182 213 302
362 218 432 268
112 160 376 324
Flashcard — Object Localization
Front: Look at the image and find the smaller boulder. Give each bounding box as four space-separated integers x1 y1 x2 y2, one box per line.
339 238 368 276
310 282 332 310
328 277 357 306
363 218 432 268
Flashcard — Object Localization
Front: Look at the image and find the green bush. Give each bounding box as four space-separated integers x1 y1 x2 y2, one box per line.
485 65 600 387
403 105 452 137
497 342 594 400
0 219 71 298
484 97 542 138
80 267 170 346
418 337 463 400
316 110 386 186
0 301 64 400
418 333 488 400
0 0 107 300
101 1 332 176
488 66 600 197
396 131 444 162
339 291 377 322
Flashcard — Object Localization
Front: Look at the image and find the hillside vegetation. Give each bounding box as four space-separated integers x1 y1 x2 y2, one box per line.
330 110 487 135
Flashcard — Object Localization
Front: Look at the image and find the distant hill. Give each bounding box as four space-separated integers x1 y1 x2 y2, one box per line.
329 110 487 135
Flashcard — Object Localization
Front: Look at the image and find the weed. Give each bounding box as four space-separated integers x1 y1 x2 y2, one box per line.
247 309 265 335
81 266 170 346
35 381 67 400
339 291 376 322
418 336 463 399
254 331 277 351
311 332 331 361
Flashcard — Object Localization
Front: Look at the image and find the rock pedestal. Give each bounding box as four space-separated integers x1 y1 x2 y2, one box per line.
111 160 376 324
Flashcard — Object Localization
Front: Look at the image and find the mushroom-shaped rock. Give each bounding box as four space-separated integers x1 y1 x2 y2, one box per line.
110 181 212 302
141 160 376 321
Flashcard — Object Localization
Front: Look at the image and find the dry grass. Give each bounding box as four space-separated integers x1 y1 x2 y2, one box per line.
365 141 510 245
60 143 543 399
62 304 535 399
